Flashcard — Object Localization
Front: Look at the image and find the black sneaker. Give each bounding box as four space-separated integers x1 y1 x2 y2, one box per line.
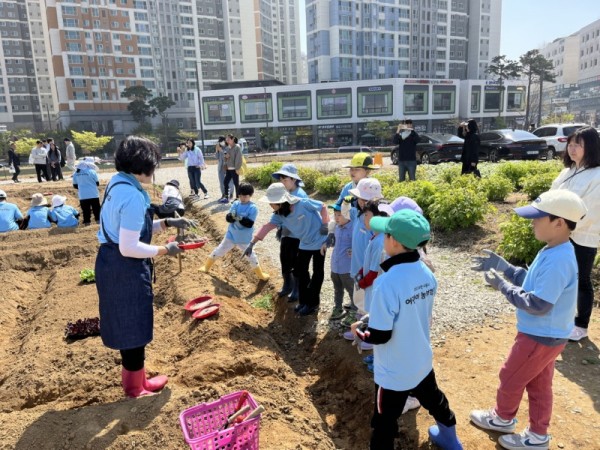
298 305 318 316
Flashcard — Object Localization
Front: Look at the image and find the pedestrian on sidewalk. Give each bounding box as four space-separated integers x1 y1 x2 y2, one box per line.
7 142 21 183
219 134 242 203
179 139 209 200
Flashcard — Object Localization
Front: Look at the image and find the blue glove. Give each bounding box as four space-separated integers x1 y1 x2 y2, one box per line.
243 242 255 257
326 233 335 248
484 269 504 291
472 249 510 273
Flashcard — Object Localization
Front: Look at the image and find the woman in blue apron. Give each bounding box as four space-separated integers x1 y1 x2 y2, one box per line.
96 136 197 398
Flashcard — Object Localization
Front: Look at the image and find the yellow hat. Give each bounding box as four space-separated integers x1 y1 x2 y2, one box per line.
344 152 378 169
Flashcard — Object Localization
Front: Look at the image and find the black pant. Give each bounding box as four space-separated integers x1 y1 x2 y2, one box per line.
120 346 145 371
223 169 239 198
296 248 325 308
80 198 101 224
461 161 481 177
11 165 20 182
572 240 597 329
280 236 300 276
370 370 456 450
34 164 49 182
50 164 63 181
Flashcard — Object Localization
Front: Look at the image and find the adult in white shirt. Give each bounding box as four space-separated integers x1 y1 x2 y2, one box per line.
30 140 49 183
64 137 76 171
551 126 600 341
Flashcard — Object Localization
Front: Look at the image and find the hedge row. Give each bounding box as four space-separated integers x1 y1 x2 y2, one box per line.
244 160 564 263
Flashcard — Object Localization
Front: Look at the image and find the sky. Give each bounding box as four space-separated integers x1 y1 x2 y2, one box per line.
298 0 600 59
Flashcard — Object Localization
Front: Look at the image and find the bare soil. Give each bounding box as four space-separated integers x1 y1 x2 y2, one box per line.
0 181 598 450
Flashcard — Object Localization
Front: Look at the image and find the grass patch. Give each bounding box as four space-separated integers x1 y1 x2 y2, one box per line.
251 294 273 311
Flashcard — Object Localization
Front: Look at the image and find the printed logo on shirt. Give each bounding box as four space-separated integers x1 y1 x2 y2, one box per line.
404 282 434 305
297 214 305 220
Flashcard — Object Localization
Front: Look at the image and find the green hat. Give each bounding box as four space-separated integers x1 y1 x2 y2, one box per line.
344 152 378 169
369 209 430 250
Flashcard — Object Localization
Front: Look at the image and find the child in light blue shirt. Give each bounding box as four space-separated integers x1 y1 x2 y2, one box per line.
72 158 100 225
49 195 80 228
27 193 52 229
199 182 269 281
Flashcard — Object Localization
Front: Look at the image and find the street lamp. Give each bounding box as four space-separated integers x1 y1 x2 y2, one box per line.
195 61 205 150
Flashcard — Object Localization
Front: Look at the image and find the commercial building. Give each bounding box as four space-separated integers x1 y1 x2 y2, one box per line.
306 0 501 83
198 77 526 150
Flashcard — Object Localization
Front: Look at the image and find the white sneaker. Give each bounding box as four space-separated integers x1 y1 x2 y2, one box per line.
568 326 588 342
203 193 210 199
402 396 420 414
470 408 517 433
498 427 550 450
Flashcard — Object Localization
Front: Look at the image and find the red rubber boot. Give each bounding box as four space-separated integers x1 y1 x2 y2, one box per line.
143 369 168 392
121 368 154 398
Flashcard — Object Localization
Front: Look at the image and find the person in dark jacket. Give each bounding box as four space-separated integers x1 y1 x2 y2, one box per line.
457 119 481 177
393 119 419 182
7 142 21 183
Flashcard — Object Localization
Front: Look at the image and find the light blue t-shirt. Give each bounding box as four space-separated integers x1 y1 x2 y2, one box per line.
331 220 353 274
180 146 204 167
226 200 258 245
335 181 355 207
98 173 150 244
49 205 79 228
369 260 437 391
269 199 327 251
285 186 308 239
27 206 52 229
363 233 385 313
0 202 23 232
72 168 99 200
350 207 374 278
517 242 578 339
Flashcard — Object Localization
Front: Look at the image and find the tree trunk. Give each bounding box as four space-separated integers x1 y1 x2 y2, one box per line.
525 73 532 129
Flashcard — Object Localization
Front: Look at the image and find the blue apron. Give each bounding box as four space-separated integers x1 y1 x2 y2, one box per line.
95 181 154 350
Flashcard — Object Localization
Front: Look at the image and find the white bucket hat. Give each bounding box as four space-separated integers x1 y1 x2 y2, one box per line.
349 178 382 201
52 195 67 208
76 157 99 171
261 183 301 204
31 193 47 207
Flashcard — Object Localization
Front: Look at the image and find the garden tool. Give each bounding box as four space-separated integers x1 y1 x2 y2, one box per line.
219 405 251 430
239 405 265 423
174 211 183 273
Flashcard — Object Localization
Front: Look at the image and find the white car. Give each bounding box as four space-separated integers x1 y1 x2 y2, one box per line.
532 123 587 159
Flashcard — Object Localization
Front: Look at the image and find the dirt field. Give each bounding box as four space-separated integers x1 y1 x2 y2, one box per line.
0 180 598 450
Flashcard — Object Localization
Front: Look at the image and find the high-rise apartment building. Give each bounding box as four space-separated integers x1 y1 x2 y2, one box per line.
0 0 302 133
306 0 501 83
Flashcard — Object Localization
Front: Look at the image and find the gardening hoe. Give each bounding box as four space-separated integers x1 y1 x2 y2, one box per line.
174 211 183 273
219 405 251 431
239 405 265 423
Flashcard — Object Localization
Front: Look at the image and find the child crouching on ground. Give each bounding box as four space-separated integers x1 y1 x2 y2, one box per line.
199 182 269 281
469 190 587 450
49 195 80 228
328 204 354 321
352 209 463 450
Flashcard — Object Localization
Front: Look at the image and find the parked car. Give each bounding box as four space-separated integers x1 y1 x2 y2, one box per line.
479 129 548 162
532 123 587 159
337 145 372 153
390 133 464 165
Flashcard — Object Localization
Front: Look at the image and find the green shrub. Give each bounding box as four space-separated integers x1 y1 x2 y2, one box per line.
382 180 438 215
315 174 345 196
498 214 544 264
496 162 531 189
448 173 481 191
428 187 490 230
435 164 462 184
372 170 399 187
480 174 514 202
297 167 321 192
244 162 283 188
520 172 557 200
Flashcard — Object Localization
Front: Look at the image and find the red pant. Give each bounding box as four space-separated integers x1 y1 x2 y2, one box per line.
495 332 565 435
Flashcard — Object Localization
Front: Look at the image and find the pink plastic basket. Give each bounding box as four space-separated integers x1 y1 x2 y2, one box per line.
179 391 261 450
